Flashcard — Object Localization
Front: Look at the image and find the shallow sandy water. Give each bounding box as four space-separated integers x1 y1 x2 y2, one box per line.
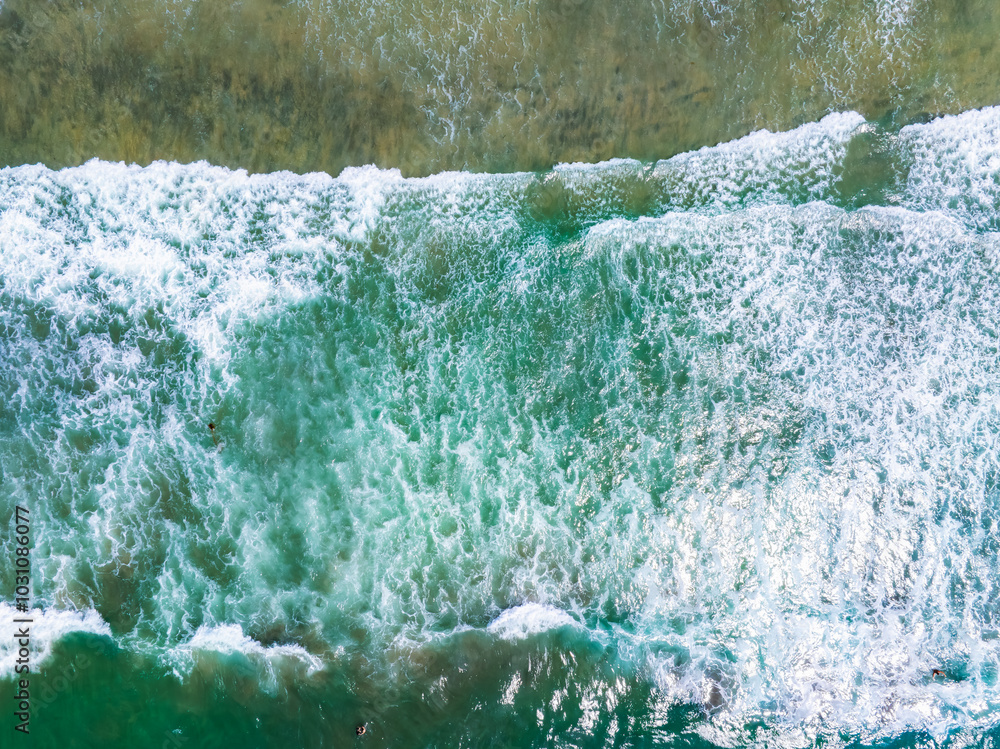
2 0 999 175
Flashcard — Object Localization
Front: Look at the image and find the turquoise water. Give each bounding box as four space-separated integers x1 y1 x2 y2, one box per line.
2 108 1000 746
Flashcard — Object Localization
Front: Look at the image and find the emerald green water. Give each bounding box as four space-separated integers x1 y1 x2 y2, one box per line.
2 109 1000 746
3 1 1000 746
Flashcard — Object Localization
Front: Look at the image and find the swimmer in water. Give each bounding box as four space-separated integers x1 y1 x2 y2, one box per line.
208 422 219 448
356 725 366 736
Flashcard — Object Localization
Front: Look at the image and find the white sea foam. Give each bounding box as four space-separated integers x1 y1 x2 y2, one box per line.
899 105 1000 230
585 199 1000 742
0 604 112 678
651 111 865 209
3 106 1000 743
553 157 645 176
179 623 323 675
0 607 327 684
0 158 402 377
487 603 578 639
0 608 323 680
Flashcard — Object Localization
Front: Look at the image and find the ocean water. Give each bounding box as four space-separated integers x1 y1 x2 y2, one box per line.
2 105 1000 747
4 0 1000 747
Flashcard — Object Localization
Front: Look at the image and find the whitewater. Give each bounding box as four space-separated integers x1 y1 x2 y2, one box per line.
1 106 1000 747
